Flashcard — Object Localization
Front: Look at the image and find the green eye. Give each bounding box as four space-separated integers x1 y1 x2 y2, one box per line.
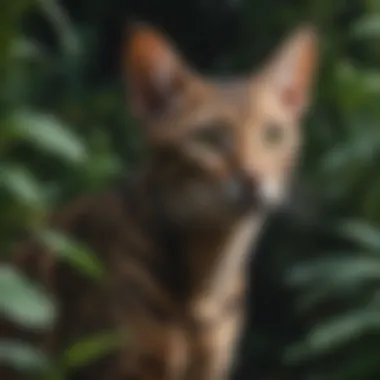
193 124 232 151
263 123 284 146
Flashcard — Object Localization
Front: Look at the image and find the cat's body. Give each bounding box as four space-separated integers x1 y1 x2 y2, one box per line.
2 24 318 380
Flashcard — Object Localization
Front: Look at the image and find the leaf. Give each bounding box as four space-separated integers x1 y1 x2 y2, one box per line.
9 36 44 61
362 175 380 221
352 15 380 39
0 265 56 330
320 134 379 174
285 309 380 363
11 110 87 164
74 153 122 191
37 230 105 280
308 309 380 350
0 164 45 208
0 340 49 372
288 256 380 287
335 219 380 251
61 331 125 370
326 350 380 380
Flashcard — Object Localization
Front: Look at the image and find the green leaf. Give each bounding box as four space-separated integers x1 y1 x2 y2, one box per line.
74 153 122 191
326 350 380 380
285 310 380 364
0 340 49 372
61 331 125 370
0 265 56 330
335 219 380 251
37 230 105 280
11 110 87 164
288 256 380 287
320 134 379 174
9 36 44 61
0 164 45 208
308 309 380 350
352 15 380 39
288 257 380 312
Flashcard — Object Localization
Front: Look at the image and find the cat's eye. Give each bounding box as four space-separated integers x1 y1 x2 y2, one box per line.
192 124 232 152
263 122 284 146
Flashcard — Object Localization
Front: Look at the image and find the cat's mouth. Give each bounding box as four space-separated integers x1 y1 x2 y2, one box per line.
222 175 265 215
259 180 287 210
233 176 285 215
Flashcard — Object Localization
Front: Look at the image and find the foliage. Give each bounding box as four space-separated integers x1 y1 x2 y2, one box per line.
1 0 380 379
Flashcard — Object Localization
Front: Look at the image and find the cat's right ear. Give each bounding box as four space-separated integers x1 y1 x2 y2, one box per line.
258 25 319 120
124 22 190 120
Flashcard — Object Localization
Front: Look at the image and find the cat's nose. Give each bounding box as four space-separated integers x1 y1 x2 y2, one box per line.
238 172 261 210
241 173 258 193
223 173 260 212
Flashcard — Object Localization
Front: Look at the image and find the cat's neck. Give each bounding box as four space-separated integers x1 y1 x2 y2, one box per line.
124 171 265 306
182 215 264 318
185 216 263 290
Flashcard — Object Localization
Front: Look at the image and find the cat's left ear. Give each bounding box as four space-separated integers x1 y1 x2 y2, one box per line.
260 25 319 119
123 22 191 121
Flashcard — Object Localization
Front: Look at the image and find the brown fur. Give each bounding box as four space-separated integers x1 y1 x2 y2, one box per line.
1 23 318 380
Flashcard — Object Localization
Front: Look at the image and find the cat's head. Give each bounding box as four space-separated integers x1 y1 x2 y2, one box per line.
124 22 319 227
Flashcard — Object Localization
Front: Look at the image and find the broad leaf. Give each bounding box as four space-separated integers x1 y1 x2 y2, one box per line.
61 331 125 370
0 340 49 372
11 111 87 164
0 265 56 330
37 230 105 280
0 164 45 208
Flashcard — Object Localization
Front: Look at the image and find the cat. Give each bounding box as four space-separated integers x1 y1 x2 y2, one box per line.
2 22 318 380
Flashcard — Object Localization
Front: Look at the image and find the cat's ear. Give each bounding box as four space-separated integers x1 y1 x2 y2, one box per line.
260 25 319 119
124 22 190 120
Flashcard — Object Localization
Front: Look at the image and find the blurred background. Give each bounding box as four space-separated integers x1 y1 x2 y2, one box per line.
1 0 380 379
